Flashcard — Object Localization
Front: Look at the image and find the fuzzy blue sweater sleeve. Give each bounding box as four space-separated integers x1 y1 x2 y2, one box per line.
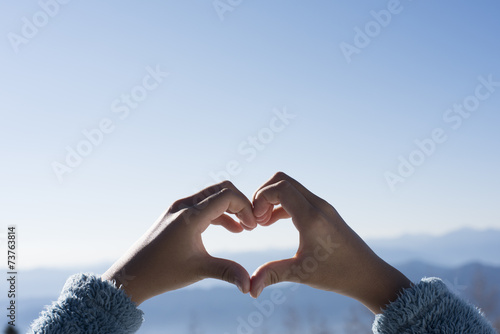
373 277 497 333
30 275 496 333
29 273 143 334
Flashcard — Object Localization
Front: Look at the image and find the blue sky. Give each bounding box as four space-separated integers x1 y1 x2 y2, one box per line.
1 0 499 269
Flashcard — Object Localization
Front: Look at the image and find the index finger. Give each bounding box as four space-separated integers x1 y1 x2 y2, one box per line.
253 172 329 212
253 179 314 232
194 187 258 231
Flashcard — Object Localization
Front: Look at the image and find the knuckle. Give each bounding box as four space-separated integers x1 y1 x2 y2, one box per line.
168 199 187 212
218 187 234 198
273 171 288 181
217 180 234 190
275 179 292 191
267 267 281 286
202 182 227 197
219 265 233 283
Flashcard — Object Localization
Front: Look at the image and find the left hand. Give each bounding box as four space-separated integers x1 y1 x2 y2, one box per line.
102 181 258 305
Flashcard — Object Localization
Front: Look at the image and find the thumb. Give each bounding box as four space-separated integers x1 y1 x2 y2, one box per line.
201 256 251 294
250 258 297 298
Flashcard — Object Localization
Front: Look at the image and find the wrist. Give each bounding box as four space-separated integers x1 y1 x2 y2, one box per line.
361 261 412 314
102 266 146 306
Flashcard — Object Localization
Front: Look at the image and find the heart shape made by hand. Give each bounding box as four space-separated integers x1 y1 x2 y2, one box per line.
105 172 396 314
181 173 348 299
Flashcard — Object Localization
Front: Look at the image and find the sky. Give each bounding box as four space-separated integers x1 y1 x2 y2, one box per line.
0 0 499 269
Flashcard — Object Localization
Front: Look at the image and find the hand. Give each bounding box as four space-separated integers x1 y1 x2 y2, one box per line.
250 172 412 314
102 181 258 305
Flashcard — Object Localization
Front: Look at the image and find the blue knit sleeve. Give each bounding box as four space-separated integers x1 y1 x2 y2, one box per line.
372 277 496 334
29 273 144 334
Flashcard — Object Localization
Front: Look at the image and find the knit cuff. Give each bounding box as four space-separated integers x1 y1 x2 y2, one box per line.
30 273 144 334
372 277 496 334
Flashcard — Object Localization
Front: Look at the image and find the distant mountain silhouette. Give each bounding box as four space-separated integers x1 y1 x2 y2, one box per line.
367 227 500 267
15 228 500 333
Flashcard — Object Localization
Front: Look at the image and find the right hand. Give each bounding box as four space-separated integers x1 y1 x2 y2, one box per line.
250 172 411 314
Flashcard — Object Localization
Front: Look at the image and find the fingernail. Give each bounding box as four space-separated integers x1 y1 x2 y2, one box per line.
241 224 254 231
253 206 266 218
255 285 263 298
255 215 266 222
235 279 244 293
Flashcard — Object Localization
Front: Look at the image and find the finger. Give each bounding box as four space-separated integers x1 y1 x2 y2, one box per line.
196 188 257 231
170 182 226 212
253 203 273 225
250 258 298 298
171 181 257 229
259 206 291 226
254 172 329 210
253 180 313 232
201 256 251 294
241 223 255 231
212 214 244 233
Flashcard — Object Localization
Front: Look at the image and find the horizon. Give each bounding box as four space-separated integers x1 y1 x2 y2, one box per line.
12 226 500 271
